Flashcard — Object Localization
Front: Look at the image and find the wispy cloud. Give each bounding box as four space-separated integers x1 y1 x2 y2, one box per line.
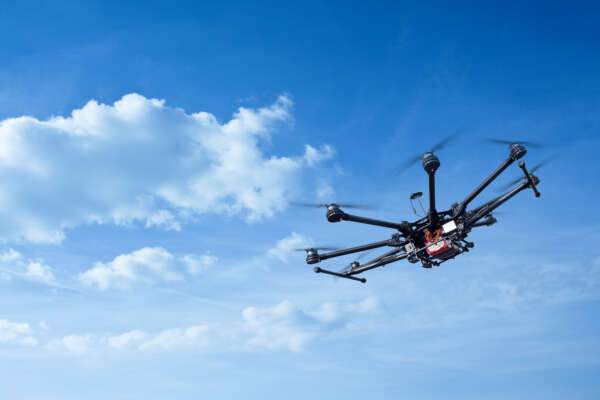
41 297 379 355
0 319 38 346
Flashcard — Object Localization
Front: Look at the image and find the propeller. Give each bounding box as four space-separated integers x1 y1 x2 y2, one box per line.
291 201 375 210
396 132 461 171
486 138 543 148
290 246 340 252
337 251 372 275
497 156 555 191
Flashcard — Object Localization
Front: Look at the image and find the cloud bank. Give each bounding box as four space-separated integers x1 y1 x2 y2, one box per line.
0 94 332 243
43 298 379 354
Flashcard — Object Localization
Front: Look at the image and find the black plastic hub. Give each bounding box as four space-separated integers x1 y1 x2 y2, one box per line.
422 152 440 173
306 249 320 264
509 143 527 160
326 204 344 222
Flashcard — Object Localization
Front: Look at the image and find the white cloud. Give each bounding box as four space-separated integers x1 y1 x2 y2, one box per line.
24 261 55 284
0 248 56 285
107 330 147 350
0 249 22 262
137 326 213 351
49 334 94 355
38 298 378 355
67 326 216 354
145 209 181 231
267 232 312 263
0 94 334 243
316 181 334 199
241 298 379 352
242 300 317 352
0 320 37 346
79 247 218 290
303 144 334 167
79 247 183 290
182 254 217 275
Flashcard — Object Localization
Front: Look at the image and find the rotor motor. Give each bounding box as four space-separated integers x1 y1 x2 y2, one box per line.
305 249 320 264
326 204 344 223
422 152 440 173
509 143 527 160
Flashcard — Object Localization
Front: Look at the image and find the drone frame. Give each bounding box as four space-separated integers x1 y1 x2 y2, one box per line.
305 143 541 283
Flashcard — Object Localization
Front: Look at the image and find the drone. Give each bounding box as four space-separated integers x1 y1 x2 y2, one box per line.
297 138 544 283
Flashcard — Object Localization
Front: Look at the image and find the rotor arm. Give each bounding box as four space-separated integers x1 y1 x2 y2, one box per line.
318 236 404 262
348 251 409 275
313 246 407 283
518 161 541 197
337 212 412 236
312 267 367 283
465 174 540 228
455 144 527 217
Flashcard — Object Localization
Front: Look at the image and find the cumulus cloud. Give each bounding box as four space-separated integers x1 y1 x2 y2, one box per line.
24 261 55 284
0 319 37 346
0 248 55 285
79 247 216 290
0 94 333 243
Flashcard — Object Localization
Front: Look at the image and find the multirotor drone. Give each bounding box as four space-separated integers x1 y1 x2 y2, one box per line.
298 138 544 283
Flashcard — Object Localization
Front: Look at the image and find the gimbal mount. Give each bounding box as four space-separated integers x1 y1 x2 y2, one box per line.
305 143 541 283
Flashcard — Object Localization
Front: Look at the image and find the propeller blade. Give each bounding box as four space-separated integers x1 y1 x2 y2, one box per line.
497 176 524 191
430 132 461 152
291 201 375 210
396 154 422 170
290 201 328 208
337 251 372 275
486 138 543 148
290 247 340 252
335 203 376 210
530 155 556 173
496 156 555 191
395 131 461 173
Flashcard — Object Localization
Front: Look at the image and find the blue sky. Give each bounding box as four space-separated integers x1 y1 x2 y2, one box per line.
0 1 599 399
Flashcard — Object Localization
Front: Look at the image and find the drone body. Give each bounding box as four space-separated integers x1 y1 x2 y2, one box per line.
303 140 542 283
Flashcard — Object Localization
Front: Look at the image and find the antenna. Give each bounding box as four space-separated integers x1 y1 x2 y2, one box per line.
410 192 425 216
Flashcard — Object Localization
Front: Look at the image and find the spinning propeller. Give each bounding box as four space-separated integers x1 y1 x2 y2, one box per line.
291 202 375 210
396 132 460 171
497 156 555 191
337 251 371 275
290 246 339 252
486 138 543 148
